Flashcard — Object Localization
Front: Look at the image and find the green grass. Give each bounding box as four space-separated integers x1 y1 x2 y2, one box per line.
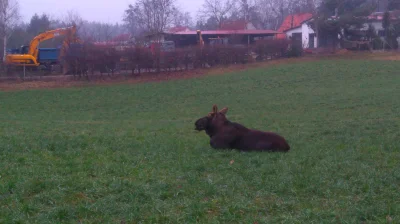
0 59 399 223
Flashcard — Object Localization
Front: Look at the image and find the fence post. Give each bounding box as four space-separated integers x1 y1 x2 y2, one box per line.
23 64 26 81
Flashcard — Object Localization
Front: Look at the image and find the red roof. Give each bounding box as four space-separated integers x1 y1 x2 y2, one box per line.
220 20 248 30
276 13 313 39
173 30 280 35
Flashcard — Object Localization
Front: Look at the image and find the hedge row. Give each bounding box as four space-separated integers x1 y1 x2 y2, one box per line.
62 39 297 77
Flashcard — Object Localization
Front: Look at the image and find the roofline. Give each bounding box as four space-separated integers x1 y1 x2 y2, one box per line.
170 29 281 35
283 25 303 32
283 17 315 32
301 17 314 24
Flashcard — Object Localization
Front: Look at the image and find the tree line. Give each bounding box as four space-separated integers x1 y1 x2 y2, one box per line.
124 0 400 49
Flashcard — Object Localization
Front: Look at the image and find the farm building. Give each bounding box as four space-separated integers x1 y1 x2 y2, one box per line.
283 18 317 49
166 29 281 48
145 20 280 47
277 13 316 49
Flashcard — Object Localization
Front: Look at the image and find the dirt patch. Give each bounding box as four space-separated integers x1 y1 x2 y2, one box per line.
361 51 400 61
1 51 397 92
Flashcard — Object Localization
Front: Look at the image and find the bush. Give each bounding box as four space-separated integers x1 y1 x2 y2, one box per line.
286 44 303 58
123 45 154 75
253 39 291 60
61 38 299 78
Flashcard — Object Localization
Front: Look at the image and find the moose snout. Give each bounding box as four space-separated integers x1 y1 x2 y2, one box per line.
194 117 209 131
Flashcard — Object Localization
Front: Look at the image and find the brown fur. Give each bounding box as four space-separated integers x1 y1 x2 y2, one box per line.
194 105 290 152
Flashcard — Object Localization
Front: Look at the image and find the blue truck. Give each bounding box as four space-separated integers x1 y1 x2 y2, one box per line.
37 48 60 66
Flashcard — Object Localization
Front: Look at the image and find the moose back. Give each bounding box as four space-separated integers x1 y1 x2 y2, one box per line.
195 105 290 152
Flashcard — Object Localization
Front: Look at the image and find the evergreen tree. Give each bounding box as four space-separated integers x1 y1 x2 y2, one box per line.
313 0 376 48
27 13 51 36
382 11 399 49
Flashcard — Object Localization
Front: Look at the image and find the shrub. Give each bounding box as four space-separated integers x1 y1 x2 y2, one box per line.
123 45 153 75
286 43 303 58
253 39 291 60
60 38 300 78
372 38 384 50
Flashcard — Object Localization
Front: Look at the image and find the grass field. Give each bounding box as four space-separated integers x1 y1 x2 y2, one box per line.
0 59 399 223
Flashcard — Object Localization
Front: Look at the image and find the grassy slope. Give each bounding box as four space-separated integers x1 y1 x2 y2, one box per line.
0 59 399 223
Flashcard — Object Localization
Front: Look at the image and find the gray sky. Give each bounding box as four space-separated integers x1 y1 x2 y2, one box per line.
19 0 204 24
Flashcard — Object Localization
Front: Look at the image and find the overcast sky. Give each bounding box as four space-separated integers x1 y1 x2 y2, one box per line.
19 0 204 24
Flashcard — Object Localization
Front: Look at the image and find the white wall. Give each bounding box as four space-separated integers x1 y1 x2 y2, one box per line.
302 23 317 48
285 23 316 48
369 21 383 31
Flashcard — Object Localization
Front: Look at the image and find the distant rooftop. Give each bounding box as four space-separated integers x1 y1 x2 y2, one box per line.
367 10 400 21
171 30 280 35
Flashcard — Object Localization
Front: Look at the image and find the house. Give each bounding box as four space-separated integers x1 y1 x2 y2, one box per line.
279 14 317 49
277 13 313 39
143 27 191 43
159 19 277 47
166 30 280 47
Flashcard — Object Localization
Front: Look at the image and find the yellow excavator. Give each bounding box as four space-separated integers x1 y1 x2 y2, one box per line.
196 30 204 47
5 25 80 69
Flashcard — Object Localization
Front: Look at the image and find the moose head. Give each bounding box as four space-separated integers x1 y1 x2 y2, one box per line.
195 105 228 135
194 104 291 152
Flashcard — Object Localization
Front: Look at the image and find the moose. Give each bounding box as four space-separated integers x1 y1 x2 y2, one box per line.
194 105 290 152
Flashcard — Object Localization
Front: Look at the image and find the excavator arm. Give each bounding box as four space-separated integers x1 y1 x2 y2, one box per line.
27 25 77 55
197 30 204 47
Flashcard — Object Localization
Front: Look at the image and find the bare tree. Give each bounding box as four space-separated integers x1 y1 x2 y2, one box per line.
0 0 20 61
254 0 318 30
306 0 321 14
62 10 84 30
238 0 257 22
62 10 98 42
91 23 113 41
173 10 194 28
254 0 287 30
101 23 113 41
124 0 177 39
198 0 237 29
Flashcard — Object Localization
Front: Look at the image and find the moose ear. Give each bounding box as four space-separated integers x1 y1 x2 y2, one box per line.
219 107 228 115
212 104 218 114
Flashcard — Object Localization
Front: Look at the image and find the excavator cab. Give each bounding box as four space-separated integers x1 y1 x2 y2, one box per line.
20 45 29 54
